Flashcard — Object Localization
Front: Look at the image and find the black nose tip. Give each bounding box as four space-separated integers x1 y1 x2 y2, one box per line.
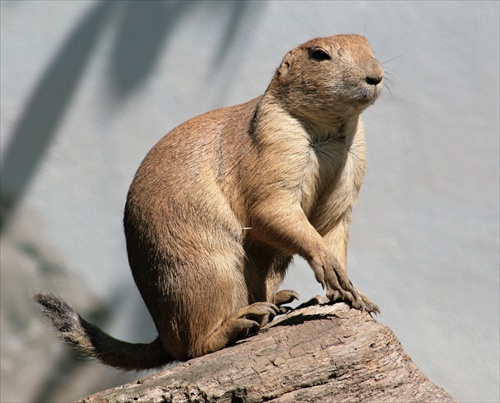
365 75 383 86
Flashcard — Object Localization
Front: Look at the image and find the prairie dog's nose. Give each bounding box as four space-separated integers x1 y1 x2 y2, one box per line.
365 59 384 85
365 75 383 85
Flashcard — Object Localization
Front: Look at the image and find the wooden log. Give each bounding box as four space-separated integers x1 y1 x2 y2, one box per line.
80 301 456 403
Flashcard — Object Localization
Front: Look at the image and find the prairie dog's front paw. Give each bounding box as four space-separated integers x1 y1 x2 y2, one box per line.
326 288 380 314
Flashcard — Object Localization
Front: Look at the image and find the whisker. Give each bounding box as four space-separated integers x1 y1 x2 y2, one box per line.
376 39 394 61
382 53 404 65
383 81 396 101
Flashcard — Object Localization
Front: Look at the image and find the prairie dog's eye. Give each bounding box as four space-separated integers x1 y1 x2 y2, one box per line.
310 48 331 61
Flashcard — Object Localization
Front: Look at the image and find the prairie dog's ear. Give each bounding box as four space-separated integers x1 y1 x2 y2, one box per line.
276 50 295 78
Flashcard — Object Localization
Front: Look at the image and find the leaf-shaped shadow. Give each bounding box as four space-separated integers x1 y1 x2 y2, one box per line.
0 1 116 229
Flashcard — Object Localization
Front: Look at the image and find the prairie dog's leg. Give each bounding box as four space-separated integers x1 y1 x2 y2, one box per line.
323 218 380 314
251 203 366 311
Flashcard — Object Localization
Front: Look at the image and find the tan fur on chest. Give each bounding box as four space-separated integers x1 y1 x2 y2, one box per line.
294 122 366 235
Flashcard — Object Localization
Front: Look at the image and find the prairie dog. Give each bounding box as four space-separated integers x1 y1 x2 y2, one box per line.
35 34 384 371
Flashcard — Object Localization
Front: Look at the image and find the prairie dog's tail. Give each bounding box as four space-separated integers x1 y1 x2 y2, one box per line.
33 293 171 371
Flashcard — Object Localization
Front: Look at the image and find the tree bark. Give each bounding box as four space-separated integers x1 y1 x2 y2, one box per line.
79 301 455 403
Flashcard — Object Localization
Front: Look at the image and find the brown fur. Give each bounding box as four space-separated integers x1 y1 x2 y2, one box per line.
35 34 384 370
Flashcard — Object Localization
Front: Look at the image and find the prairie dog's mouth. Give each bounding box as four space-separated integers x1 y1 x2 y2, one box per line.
353 79 383 104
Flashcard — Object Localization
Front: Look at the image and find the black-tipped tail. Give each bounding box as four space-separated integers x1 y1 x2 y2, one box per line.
34 293 171 371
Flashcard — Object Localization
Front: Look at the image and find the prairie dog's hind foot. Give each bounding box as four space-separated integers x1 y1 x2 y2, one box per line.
234 301 280 327
197 302 279 356
273 289 299 314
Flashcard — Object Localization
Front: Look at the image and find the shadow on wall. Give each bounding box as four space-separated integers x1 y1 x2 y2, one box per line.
0 0 262 230
1 1 265 401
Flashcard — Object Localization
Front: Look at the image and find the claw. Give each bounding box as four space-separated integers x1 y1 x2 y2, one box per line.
273 289 299 306
233 302 280 327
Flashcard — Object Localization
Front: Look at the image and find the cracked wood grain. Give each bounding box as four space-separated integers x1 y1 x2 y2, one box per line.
79 302 456 403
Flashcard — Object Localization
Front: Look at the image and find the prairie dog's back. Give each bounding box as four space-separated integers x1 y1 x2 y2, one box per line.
126 97 260 216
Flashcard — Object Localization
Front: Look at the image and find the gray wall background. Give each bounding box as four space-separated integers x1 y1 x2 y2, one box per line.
1 1 498 402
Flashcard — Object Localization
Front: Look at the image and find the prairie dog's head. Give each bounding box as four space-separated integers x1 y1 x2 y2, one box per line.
270 35 384 123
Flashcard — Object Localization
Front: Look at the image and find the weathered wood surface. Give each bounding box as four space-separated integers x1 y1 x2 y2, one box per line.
80 301 455 403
